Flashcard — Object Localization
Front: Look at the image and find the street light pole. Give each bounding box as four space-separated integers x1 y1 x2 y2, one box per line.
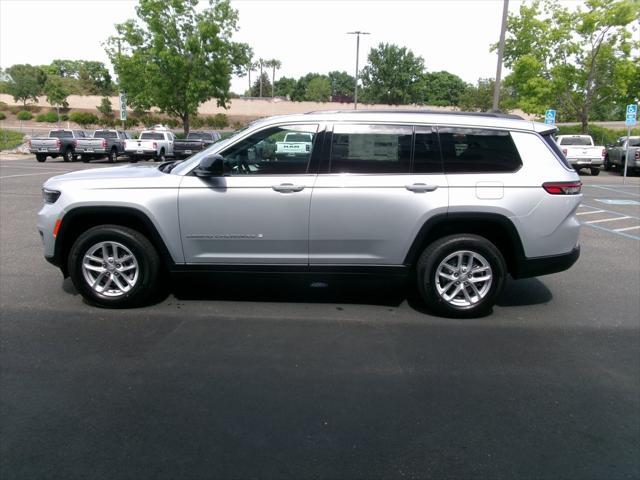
347 31 370 110
492 0 509 111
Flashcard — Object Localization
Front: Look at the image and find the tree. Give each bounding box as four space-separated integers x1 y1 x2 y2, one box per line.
304 76 331 102
327 71 355 100
106 0 250 134
249 73 272 98
458 78 495 112
501 0 639 131
78 61 113 95
420 71 469 106
97 97 114 118
6 64 46 106
273 76 297 99
266 59 282 98
360 43 425 105
291 73 323 102
43 76 71 122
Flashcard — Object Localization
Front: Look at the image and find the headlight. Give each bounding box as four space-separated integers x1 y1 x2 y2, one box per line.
42 188 61 204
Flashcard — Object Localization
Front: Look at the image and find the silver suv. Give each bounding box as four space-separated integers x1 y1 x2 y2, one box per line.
37 111 582 317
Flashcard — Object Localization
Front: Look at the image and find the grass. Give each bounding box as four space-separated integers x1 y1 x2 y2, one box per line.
0 129 25 150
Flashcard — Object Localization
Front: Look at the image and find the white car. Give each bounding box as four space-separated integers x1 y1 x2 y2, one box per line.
124 125 175 162
555 134 605 176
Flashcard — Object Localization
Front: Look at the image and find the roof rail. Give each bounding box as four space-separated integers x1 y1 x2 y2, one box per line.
304 109 524 120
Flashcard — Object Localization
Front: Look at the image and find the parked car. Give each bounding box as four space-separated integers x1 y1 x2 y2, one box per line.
38 110 582 318
124 125 175 162
75 129 130 163
275 131 313 159
604 136 640 174
29 130 88 163
555 134 605 175
173 131 221 159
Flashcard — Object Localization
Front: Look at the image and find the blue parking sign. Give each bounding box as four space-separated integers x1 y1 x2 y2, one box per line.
626 114 637 127
544 109 556 125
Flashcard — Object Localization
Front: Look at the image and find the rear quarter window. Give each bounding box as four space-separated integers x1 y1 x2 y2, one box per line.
438 128 522 173
542 132 573 170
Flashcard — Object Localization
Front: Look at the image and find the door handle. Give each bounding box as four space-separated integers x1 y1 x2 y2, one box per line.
405 183 438 192
272 183 305 193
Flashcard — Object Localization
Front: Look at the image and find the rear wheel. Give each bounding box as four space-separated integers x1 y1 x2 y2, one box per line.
68 225 161 308
35 154 46 163
63 147 74 163
416 234 506 318
155 149 166 162
108 148 117 163
81 155 90 163
603 156 612 171
590 167 600 176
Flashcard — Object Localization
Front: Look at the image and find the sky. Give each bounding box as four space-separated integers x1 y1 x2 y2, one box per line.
0 0 587 93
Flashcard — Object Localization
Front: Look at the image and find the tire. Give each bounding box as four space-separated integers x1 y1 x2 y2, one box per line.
63 147 74 163
603 156 611 171
590 167 600 176
129 156 138 163
155 149 166 162
416 234 507 318
36 154 46 163
81 155 90 163
68 225 162 308
108 148 117 163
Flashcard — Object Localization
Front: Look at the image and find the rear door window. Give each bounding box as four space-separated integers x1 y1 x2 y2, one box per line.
438 127 522 173
413 126 442 174
329 124 412 174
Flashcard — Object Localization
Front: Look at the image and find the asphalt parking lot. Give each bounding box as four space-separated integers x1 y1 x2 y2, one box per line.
1 155 639 480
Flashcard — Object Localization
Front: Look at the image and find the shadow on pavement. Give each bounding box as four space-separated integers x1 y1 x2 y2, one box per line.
496 277 552 307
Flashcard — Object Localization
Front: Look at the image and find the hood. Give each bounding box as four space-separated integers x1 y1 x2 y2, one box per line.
47 163 164 183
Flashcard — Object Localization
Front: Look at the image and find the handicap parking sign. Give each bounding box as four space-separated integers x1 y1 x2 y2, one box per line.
544 109 556 125
627 104 638 116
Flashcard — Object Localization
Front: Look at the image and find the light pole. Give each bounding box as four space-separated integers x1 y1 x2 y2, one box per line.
492 0 509 111
347 31 370 110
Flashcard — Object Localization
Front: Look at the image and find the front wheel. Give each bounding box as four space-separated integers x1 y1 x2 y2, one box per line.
603 156 612 171
155 149 166 162
68 225 162 308
591 167 600 176
416 234 506 318
63 148 74 163
108 149 117 163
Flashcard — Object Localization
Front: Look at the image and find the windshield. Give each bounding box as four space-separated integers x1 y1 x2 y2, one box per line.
284 133 312 142
50 130 72 138
171 123 255 175
187 133 208 140
560 137 593 146
93 131 118 139
628 138 640 147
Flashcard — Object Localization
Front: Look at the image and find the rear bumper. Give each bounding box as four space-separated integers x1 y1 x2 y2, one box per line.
512 245 580 279
569 158 603 167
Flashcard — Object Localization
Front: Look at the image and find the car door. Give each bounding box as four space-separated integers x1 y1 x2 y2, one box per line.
309 124 448 265
178 123 321 264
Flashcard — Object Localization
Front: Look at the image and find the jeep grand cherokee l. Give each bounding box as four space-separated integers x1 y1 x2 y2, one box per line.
37 111 582 318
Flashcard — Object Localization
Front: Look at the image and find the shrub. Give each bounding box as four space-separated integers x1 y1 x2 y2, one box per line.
69 111 98 127
35 111 59 123
16 110 33 121
0 112 5 120
0 101 8 111
0 129 25 150
190 116 205 128
8 106 21 114
165 118 180 128
60 114 69 121
25 105 41 113
212 113 229 128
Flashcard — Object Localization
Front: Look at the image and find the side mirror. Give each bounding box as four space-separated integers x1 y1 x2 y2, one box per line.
194 154 225 177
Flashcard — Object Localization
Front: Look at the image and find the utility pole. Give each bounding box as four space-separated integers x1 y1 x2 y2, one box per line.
492 0 509 111
347 31 370 110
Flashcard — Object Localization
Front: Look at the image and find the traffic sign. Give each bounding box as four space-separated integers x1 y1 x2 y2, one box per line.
626 114 637 127
544 109 556 125
119 93 127 121
626 104 638 116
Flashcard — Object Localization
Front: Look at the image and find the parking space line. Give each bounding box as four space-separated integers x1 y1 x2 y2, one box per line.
576 210 605 216
614 225 640 232
586 216 630 224
580 204 640 221
587 185 640 197
587 222 640 241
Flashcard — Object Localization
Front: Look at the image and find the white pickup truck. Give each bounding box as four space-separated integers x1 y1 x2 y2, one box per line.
556 135 605 176
274 132 313 160
124 125 175 162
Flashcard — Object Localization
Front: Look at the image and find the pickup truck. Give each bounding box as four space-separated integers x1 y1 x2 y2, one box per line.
75 129 130 163
29 130 88 163
555 135 605 176
605 136 640 175
173 131 222 159
274 132 313 160
124 126 175 162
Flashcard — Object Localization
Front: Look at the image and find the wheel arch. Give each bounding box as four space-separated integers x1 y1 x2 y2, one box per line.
54 206 176 276
404 213 526 276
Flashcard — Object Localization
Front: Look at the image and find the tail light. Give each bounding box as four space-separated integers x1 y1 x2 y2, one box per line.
562 148 567 156
636 151 639 160
56 139 61 149
601 148 606 158
306 144 310 152
542 181 582 195
101 139 107 148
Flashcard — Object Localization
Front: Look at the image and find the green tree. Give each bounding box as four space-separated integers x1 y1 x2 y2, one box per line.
502 0 639 131
327 71 355 100
106 0 250 134
291 73 323 102
266 59 282 98
78 61 113 95
458 78 495 112
249 73 272 97
420 71 470 106
6 64 46 106
273 76 297 98
97 97 114 118
304 76 331 102
43 76 71 123
360 43 425 105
